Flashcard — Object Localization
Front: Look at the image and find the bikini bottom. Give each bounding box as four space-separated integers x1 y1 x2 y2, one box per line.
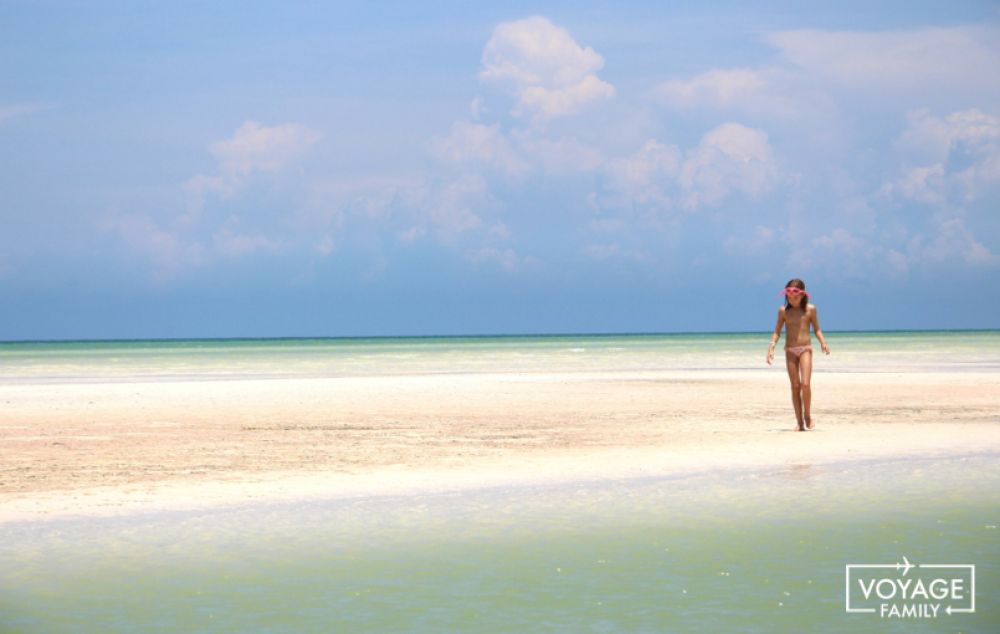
784 345 813 358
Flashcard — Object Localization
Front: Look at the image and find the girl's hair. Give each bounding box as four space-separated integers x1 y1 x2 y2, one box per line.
784 278 808 311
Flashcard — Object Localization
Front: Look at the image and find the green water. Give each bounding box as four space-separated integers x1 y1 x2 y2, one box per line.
2 455 998 632
2 330 999 381
2 332 998 631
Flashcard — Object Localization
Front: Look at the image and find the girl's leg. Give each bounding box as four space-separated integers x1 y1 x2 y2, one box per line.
799 351 814 428
784 352 804 430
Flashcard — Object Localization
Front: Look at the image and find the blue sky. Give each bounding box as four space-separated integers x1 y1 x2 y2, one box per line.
2 1 999 339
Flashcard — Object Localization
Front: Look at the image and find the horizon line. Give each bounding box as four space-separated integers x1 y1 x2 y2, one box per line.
2 327 998 346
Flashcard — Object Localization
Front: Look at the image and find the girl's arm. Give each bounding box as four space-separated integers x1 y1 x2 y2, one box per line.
766 307 784 365
811 306 830 355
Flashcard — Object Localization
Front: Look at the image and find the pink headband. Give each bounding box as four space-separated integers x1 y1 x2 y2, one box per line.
780 287 809 298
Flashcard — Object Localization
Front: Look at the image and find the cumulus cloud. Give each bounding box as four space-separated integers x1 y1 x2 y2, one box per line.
679 123 780 209
878 109 1000 269
428 121 528 176
111 121 319 279
185 120 321 216
582 243 648 262
467 246 537 272
299 171 515 266
510 130 603 174
212 225 281 258
785 227 908 280
603 139 682 210
913 216 999 269
655 69 800 116
110 214 209 281
430 119 603 177
209 121 322 176
806 108 1000 279
480 16 614 120
892 109 1000 204
430 174 488 237
109 210 287 281
655 25 1000 123
598 123 780 218
386 175 493 244
892 164 946 206
723 225 777 256
756 26 1000 114
769 26 1000 96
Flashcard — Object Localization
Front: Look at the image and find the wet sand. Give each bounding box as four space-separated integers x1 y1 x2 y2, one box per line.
2 369 999 523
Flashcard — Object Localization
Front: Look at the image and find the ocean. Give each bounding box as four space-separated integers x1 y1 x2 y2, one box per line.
2 330 999 383
1 331 998 632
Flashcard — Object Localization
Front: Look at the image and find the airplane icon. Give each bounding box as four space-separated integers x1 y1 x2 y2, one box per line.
897 556 914 576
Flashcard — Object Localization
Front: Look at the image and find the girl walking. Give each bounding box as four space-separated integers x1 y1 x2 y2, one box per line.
767 279 830 431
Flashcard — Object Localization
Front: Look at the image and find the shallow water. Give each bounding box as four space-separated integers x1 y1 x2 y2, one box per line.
2 333 998 631
2 330 999 382
2 455 998 633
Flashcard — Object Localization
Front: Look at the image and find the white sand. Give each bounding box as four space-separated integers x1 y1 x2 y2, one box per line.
2 369 999 523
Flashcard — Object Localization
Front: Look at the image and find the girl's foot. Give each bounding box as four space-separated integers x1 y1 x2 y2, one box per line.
795 423 805 432
805 416 814 430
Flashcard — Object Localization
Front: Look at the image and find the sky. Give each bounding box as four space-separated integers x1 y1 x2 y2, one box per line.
2 1 999 339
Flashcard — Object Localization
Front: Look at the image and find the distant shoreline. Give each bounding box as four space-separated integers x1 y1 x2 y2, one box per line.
3 328 998 346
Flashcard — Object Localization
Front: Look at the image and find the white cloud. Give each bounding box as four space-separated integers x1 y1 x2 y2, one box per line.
893 164 946 206
597 124 780 218
430 175 488 237
488 221 512 240
428 121 528 175
209 121 322 176
470 96 486 120
658 69 764 105
723 225 777 256
113 120 319 279
395 175 492 243
888 109 1000 205
108 210 285 281
467 247 537 272
430 120 603 177
655 69 799 116
0 103 48 124
916 216 1000 268
182 174 235 210
315 234 335 256
603 139 682 209
212 227 281 258
679 123 780 209
300 173 507 258
654 25 1000 125
480 16 614 120
110 214 208 281
793 213 1000 281
790 228 909 280
511 130 603 174
582 243 648 262
586 217 625 233
185 120 321 216
898 109 1000 162
769 26 1000 95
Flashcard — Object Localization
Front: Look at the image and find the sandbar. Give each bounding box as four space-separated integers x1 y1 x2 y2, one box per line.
2 369 999 523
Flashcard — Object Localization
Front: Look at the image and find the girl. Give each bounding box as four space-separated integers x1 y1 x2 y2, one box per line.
767 279 830 431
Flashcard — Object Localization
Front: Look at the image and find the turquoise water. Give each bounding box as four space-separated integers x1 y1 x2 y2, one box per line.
2 330 999 382
2 455 998 632
2 331 998 631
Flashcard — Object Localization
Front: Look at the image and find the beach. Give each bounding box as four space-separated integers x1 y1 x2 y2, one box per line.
2 333 999 632
2 366 999 523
